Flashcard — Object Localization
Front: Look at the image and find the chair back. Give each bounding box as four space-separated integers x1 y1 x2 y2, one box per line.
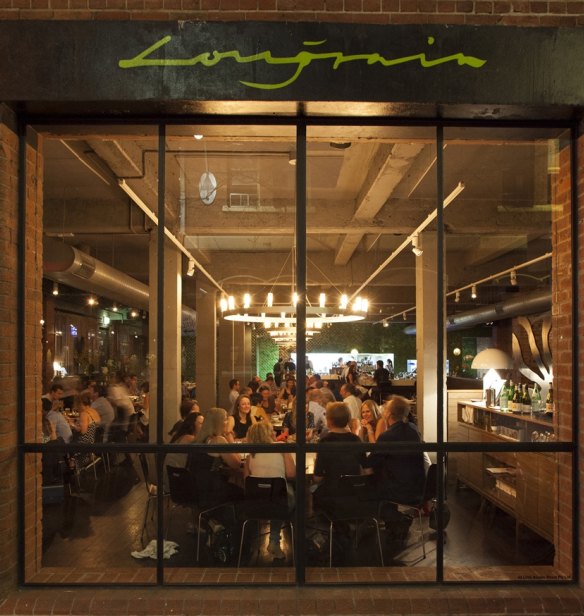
338 474 378 501
241 476 289 518
166 465 197 507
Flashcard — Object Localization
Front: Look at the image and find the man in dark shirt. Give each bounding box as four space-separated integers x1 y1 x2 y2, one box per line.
365 395 426 505
312 402 366 513
364 395 426 554
373 360 390 386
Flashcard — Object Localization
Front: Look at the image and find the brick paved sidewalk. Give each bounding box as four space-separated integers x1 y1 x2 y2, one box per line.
1 585 584 615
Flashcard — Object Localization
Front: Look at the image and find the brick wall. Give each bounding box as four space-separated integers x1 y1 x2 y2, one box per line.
550 138 575 579
1 0 584 24
0 111 19 598
0 111 44 598
578 133 584 588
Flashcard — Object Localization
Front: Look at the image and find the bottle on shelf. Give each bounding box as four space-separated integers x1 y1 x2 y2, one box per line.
511 383 522 412
522 383 531 413
545 384 554 413
499 380 509 411
531 383 542 413
507 380 516 411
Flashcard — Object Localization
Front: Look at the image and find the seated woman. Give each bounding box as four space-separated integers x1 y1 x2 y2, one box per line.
187 407 243 506
168 398 201 440
163 412 203 491
231 394 260 440
256 384 279 418
244 421 296 560
281 398 315 440
277 378 296 410
358 399 386 443
70 389 102 468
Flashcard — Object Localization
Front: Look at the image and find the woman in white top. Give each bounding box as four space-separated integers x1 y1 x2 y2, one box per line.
243 421 295 559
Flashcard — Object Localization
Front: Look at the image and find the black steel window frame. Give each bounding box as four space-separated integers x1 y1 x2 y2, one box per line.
18 113 578 587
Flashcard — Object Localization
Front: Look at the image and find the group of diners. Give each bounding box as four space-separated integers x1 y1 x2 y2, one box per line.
164 382 426 561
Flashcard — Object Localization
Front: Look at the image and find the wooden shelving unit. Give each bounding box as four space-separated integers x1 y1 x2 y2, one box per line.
454 401 556 542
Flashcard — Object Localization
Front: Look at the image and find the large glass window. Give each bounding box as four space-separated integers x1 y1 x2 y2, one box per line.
24 118 575 586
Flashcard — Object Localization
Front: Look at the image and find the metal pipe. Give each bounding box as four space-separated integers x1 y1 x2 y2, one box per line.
403 289 551 334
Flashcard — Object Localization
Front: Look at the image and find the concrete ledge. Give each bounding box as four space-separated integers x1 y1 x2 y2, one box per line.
1 585 584 615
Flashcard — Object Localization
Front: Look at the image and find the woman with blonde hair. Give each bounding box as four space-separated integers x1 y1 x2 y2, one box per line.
244 421 295 559
358 399 385 443
187 407 243 504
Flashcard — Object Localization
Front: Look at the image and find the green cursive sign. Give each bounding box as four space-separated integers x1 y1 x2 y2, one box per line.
119 35 487 90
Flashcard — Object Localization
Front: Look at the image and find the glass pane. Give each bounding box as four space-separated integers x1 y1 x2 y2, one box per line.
444 126 573 581
304 125 436 582
26 450 156 584
444 127 570 439
162 123 297 583
29 124 158 582
444 451 571 582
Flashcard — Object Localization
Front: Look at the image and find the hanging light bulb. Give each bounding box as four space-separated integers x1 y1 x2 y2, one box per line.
292 292 299 306
112 303 118 312
319 293 326 308
243 293 251 309
267 292 274 308
383 320 389 328
87 296 98 306
130 309 138 318
228 295 235 310
340 294 348 310
455 291 460 303
220 298 228 312
471 285 477 299
403 312 407 320
52 281 59 296
510 269 517 286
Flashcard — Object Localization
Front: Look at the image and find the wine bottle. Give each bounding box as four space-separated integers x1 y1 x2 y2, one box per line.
500 380 509 411
531 384 542 413
508 380 515 411
545 385 554 413
522 383 531 413
511 383 521 412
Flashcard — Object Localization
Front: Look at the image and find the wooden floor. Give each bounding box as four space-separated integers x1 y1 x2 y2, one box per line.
35 453 557 585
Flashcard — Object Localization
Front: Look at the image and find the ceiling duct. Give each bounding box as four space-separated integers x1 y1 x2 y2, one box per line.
43 238 197 327
403 289 551 334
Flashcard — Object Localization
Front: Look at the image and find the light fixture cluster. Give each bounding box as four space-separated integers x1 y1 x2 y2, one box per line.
219 291 368 328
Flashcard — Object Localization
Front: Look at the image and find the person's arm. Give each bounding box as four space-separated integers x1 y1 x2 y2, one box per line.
283 452 296 479
76 409 89 435
361 420 376 442
224 416 235 441
213 435 241 470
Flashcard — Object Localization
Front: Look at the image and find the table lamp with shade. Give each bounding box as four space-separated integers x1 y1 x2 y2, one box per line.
471 348 513 406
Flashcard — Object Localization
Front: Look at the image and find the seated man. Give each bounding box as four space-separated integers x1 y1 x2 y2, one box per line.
43 384 73 443
312 402 367 514
364 395 426 552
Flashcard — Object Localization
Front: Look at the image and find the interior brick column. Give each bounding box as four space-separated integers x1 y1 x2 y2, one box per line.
0 107 44 597
551 138 576 579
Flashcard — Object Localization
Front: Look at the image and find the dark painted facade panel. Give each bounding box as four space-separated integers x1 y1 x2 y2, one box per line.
1 21 583 106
